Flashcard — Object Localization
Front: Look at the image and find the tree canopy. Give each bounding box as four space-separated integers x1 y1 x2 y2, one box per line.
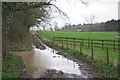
2 1 60 58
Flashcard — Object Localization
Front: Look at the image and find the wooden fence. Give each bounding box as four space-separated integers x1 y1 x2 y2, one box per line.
52 37 120 64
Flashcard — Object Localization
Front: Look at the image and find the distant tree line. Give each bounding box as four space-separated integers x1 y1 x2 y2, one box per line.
59 19 119 32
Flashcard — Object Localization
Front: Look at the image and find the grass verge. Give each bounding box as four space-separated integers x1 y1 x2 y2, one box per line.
2 52 24 79
64 48 118 78
2 33 33 79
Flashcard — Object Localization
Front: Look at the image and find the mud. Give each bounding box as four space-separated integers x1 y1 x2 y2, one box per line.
23 69 88 78
37 35 97 78
19 34 96 79
56 51 96 78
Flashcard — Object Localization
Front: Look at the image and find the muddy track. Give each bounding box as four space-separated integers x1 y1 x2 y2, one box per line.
43 44 96 78
20 34 97 78
35 34 97 78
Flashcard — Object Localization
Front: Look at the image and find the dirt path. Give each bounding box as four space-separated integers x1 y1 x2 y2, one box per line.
41 42 96 78
23 69 87 78
20 34 97 78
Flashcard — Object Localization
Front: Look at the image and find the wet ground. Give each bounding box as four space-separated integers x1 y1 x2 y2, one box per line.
16 34 96 78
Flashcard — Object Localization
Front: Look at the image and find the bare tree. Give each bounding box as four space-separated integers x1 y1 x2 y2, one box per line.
54 21 58 31
83 15 95 47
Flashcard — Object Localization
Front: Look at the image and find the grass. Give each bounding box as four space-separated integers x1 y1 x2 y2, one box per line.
38 31 118 40
2 32 33 79
38 34 118 78
72 44 118 66
2 53 23 79
64 48 118 78
37 31 119 66
83 47 118 64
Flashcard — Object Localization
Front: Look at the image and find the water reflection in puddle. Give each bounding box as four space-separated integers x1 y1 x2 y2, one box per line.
17 46 85 77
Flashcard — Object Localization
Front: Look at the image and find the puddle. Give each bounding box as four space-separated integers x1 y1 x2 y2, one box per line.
26 46 82 75
16 36 87 78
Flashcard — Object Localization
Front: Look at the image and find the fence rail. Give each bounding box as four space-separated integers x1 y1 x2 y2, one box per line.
53 37 119 50
52 37 119 65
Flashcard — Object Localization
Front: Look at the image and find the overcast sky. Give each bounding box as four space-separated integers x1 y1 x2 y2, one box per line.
54 0 119 24
32 0 119 30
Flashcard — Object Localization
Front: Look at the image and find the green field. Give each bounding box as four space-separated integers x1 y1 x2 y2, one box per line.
38 31 118 40
38 31 119 66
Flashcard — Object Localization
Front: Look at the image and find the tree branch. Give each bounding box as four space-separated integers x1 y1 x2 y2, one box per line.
17 2 51 11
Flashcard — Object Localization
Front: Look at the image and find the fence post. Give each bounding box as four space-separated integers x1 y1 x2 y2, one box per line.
66 37 68 48
102 40 104 50
88 40 89 48
60 37 61 44
52 37 54 45
79 42 82 53
113 41 115 51
91 40 93 60
106 47 109 64
82 39 84 47
73 38 75 49
62 37 63 47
